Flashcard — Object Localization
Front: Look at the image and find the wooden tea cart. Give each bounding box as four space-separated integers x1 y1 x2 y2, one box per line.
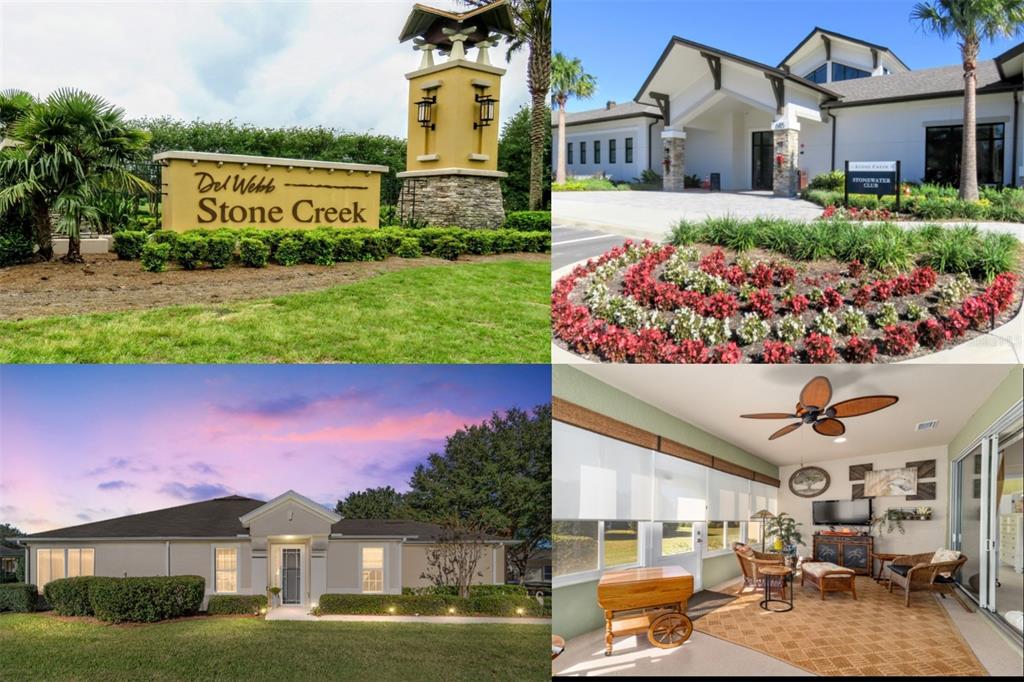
596 566 695 656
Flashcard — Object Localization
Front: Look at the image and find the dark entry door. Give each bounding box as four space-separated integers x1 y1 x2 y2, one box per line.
752 131 773 190
282 549 300 604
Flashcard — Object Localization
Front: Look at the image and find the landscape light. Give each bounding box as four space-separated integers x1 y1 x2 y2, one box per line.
416 95 437 130
516 607 525 616
448 606 456 614
473 92 496 129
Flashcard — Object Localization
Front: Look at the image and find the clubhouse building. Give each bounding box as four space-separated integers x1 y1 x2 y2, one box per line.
553 28 1024 195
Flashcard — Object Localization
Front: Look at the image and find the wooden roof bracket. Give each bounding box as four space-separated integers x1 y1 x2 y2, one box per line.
764 73 785 115
822 34 831 61
700 51 722 90
649 91 671 124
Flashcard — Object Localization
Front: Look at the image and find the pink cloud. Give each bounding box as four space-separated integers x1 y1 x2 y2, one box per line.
264 410 484 444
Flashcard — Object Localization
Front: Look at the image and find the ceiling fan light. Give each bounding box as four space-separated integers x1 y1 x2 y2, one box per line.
833 437 847 443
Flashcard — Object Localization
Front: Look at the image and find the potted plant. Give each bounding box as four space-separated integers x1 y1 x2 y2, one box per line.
765 512 805 556
268 586 281 608
871 509 907 535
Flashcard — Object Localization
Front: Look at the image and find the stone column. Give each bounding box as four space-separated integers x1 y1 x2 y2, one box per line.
661 129 686 192
772 123 800 197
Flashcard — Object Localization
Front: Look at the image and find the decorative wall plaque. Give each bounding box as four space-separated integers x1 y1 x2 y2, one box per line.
907 481 936 501
906 459 936 480
864 467 918 497
849 463 873 482
789 466 830 498
851 484 865 500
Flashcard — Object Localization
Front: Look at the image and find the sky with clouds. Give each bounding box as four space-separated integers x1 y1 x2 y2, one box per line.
0 1 530 137
0 365 551 533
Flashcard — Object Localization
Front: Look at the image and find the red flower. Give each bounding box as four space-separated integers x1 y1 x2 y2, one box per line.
774 264 797 286
724 265 747 287
883 324 918 355
750 262 774 289
699 248 728 277
844 336 877 364
848 260 865 279
821 287 843 311
663 339 709 364
852 284 873 308
761 340 794 364
917 319 949 350
892 274 912 297
749 289 776 318
803 332 836 363
785 294 810 314
874 279 894 301
986 272 1019 312
943 310 969 338
909 266 937 295
961 295 994 329
711 342 742 364
703 292 740 319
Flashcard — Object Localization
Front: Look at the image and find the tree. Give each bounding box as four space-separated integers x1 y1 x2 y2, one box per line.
405 404 551 583
334 486 410 519
499 104 551 210
0 88 153 262
0 89 35 139
466 0 551 210
0 522 24 549
420 518 488 598
912 0 1024 199
551 52 597 185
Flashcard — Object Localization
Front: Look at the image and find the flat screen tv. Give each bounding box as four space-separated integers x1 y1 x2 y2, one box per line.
812 498 872 526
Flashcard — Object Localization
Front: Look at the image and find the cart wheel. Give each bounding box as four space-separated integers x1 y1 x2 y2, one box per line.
647 613 693 649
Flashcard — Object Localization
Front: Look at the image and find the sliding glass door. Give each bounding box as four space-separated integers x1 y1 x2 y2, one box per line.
993 418 1023 632
953 442 984 602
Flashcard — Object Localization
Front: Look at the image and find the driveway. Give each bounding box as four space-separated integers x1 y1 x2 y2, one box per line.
552 224 629 271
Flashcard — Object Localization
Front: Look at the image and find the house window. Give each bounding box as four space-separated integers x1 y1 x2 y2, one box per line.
804 64 828 84
553 520 643 581
661 522 694 556
625 137 634 163
580 141 587 165
361 546 384 593
215 547 237 593
567 142 573 165
707 521 745 552
66 549 94 578
608 138 617 164
37 548 65 587
594 140 601 164
926 123 1005 186
603 521 638 567
542 565 552 581
831 63 871 82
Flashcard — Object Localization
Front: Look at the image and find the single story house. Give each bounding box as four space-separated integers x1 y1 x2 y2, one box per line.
10 491 512 608
553 27 1024 194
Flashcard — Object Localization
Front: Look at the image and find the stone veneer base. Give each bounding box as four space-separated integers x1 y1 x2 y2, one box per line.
398 174 505 228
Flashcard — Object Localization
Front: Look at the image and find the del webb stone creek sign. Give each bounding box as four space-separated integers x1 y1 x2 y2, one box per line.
154 152 388 231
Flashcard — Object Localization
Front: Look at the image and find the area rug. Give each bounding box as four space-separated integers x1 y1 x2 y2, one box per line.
693 577 987 676
686 590 738 621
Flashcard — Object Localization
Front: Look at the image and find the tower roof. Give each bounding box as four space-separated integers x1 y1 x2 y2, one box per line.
398 1 514 50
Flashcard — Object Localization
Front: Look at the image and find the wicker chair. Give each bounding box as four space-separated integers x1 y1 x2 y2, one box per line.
883 552 972 611
732 542 784 593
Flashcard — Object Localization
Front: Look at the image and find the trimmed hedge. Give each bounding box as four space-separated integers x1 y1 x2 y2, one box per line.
206 594 268 615
0 583 37 612
88 575 205 623
504 211 550 232
402 584 528 598
315 592 544 617
141 241 171 272
44 576 103 616
0 233 34 268
111 230 148 260
239 237 269 267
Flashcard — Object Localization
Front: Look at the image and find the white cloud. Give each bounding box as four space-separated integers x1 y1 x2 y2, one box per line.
0 0 530 136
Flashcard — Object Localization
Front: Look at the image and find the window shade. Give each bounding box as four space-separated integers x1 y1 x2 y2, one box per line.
553 421 652 521
750 481 778 517
707 469 751 521
653 453 707 521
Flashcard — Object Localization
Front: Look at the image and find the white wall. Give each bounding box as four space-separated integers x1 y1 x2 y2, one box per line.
555 115 663 182
778 445 948 557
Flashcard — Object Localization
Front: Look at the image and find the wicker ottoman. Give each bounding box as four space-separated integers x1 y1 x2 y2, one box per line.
800 561 857 600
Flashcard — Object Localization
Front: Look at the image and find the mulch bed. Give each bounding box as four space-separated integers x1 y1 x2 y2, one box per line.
0 252 548 321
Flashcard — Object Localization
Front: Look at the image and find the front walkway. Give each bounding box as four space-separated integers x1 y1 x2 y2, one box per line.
266 605 549 624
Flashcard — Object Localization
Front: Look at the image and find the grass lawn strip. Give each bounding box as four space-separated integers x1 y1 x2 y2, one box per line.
0 260 550 363
0 613 550 682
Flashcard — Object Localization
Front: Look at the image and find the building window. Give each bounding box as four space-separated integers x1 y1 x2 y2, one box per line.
804 64 828 84
603 521 638 567
926 123 1004 186
215 547 237 593
361 546 384 593
609 138 617 164
706 521 743 552
580 141 587 165
661 522 694 556
831 62 871 82
66 549 94 578
594 140 601 164
567 142 573 165
625 137 634 163
37 548 65 587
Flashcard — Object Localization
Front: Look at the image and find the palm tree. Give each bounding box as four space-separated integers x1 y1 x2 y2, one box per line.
0 88 152 262
0 89 35 139
912 0 1024 200
465 0 551 210
551 52 597 185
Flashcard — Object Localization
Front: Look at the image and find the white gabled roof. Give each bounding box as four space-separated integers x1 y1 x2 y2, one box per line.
238 489 341 527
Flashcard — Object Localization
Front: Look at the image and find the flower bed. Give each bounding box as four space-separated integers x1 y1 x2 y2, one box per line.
552 226 1021 364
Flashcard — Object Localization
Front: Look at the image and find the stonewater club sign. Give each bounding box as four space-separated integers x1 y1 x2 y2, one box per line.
844 160 901 210
154 152 388 231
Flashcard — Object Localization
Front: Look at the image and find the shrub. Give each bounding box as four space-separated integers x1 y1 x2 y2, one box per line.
463 230 495 255
275 237 302 266
974 232 1019 282
711 342 742 364
432 235 467 261
748 289 775 318
396 237 422 258
785 294 809 314
775 314 806 344
0 583 37 612
700 317 731 346
917 318 949 350
141 241 171 272
841 307 869 335
761 340 794 364
520 231 551 253
239 237 270 267
703 292 739 319
803 332 836 363
883 324 918 355
0 233 35 267
844 336 877 363
206 594 268 615
904 301 927 321
466 595 543 617
468 584 528 597
173 233 208 270
300 230 335 265
668 220 706 246
875 302 899 328
808 170 845 191
206 233 235 269
821 287 843 311
112 230 148 260
44 576 103 616
316 593 542 617
736 313 770 345
328 233 362 262
504 211 550 231
813 310 839 336
361 232 390 261
88 575 205 623
149 230 180 248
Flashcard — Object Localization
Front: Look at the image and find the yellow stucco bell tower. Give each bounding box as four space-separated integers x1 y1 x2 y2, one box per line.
396 1 513 228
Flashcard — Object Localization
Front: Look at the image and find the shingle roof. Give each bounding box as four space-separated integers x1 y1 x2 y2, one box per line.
824 59 1015 106
552 102 661 127
331 518 510 542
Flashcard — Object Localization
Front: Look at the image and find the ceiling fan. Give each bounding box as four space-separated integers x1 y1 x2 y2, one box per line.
740 376 899 441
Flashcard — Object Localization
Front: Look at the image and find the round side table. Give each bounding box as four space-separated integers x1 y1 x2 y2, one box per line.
759 565 794 612
551 635 565 660
871 551 899 583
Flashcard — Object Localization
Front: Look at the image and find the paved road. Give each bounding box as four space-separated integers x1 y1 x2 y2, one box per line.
552 225 630 271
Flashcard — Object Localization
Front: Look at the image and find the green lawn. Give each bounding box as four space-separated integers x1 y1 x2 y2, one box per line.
0 261 549 363
0 613 550 681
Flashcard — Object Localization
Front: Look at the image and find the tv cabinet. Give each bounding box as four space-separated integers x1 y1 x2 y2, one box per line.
811 534 873 575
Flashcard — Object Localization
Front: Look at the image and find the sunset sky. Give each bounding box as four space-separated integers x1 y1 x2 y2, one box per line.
0 365 550 534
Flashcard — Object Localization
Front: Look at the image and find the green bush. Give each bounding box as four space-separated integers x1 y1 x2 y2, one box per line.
808 170 845 191
380 204 399 227
468 584 527 597
361 232 390 261
44 576 103 616
467 595 542 617
402 585 459 596
88 575 205 623
300 230 335 266
0 233 34 267
149 230 180 248
0 583 37 612
275 237 302 266
316 592 543 617
332 233 363 262
463 230 495 255
206 232 236 269
552 177 626 191
239 237 270 267
141 241 172 272
504 211 550 231
206 594 268 615
432 234 467 261
111 230 148 260
173 233 208 270
396 237 422 258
